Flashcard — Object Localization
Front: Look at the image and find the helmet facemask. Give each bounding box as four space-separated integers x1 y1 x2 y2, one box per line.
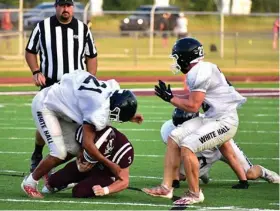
170 54 181 75
109 107 122 123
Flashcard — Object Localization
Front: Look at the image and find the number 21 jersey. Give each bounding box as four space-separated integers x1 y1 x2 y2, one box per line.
43 70 120 131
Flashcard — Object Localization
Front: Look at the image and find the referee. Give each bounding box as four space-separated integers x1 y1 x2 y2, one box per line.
25 0 98 173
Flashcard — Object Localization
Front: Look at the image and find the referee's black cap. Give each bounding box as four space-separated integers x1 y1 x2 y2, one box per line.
55 0 74 6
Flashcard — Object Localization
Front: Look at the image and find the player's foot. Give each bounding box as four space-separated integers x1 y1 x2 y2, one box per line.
173 189 204 205
232 180 249 189
30 153 43 173
200 173 210 184
172 180 180 188
42 183 77 194
142 185 173 199
259 165 280 183
21 175 43 199
42 172 54 193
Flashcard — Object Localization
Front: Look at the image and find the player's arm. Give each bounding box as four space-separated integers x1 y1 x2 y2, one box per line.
92 168 130 196
170 91 205 113
82 124 121 178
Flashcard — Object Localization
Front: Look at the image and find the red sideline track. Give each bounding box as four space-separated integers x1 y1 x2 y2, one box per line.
0 75 279 84
0 88 278 98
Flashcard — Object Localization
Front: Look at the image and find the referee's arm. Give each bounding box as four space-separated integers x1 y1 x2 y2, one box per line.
85 27 98 76
25 24 46 86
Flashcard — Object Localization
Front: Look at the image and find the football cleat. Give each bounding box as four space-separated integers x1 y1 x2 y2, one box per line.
173 189 204 205
259 165 280 183
142 185 173 199
21 176 43 199
30 153 43 173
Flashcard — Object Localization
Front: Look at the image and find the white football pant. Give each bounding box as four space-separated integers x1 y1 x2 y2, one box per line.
31 88 80 160
161 119 252 177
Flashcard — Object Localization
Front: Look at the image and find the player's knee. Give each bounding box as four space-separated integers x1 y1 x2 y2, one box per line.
50 148 67 160
246 166 261 180
72 185 92 198
50 137 68 160
180 147 194 160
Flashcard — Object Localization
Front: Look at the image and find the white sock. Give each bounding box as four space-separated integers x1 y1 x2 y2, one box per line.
26 174 39 185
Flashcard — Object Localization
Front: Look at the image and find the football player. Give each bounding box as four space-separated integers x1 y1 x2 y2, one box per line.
21 70 143 198
143 37 248 205
162 108 280 187
42 125 134 198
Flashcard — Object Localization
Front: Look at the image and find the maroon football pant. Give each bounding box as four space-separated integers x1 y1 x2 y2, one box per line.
48 160 114 198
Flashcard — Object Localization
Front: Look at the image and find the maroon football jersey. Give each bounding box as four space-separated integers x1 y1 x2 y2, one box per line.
75 126 134 169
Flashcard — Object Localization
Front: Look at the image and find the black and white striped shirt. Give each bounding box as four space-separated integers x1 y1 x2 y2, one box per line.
26 15 97 82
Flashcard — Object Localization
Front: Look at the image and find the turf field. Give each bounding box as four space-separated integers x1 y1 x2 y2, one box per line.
0 90 279 210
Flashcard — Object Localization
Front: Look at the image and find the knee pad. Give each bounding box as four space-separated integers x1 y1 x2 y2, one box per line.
49 136 67 160
160 120 176 145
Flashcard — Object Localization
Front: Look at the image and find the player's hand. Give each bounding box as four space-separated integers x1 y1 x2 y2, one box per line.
33 72 46 87
92 185 107 196
130 113 144 124
154 80 174 102
76 158 94 172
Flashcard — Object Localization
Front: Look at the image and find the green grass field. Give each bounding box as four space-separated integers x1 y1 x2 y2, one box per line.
0 90 279 210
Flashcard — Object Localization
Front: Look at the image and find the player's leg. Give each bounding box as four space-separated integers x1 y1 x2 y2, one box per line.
247 165 280 183
229 141 280 183
72 166 114 198
170 117 205 205
21 91 68 198
30 130 45 173
160 120 181 187
221 140 279 183
173 112 243 205
142 117 203 199
219 141 248 189
47 160 89 192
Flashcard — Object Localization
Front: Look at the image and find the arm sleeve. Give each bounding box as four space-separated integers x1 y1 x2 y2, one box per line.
112 132 134 169
189 65 212 93
84 26 97 58
25 23 40 54
77 92 109 131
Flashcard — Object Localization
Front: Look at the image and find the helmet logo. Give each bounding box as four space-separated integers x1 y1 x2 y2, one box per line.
170 54 181 75
198 46 204 57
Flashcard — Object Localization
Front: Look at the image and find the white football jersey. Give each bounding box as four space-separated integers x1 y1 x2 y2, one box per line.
43 70 120 131
186 61 246 118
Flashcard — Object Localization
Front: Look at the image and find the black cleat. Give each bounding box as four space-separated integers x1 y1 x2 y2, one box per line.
232 180 249 189
30 153 43 173
172 180 180 188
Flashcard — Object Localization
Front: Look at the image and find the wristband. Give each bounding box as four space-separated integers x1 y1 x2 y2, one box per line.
103 186 109 195
32 70 41 75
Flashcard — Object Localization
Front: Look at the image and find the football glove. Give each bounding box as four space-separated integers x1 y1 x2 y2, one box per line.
232 180 249 189
154 80 174 102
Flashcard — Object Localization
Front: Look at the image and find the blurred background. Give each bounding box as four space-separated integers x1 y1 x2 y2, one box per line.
0 0 278 72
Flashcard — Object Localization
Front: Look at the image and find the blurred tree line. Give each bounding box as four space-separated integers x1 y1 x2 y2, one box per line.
0 0 278 12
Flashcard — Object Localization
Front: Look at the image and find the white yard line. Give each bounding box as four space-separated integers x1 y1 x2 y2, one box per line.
1 137 278 145
0 151 278 161
0 127 279 134
0 198 277 211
